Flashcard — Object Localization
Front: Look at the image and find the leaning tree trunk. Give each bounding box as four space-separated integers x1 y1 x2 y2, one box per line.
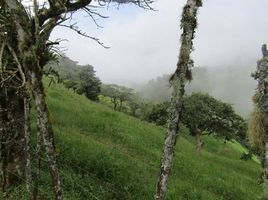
30 70 63 200
154 0 202 199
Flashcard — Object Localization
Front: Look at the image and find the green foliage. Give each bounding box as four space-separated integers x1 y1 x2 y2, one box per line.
76 65 101 101
52 81 261 199
101 84 136 111
143 102 169 126
63 80 80 91
142 93 247 143
4 80 261 199
139 67 256 118
47 57 102 101
127 93 141 116
183 93 247 141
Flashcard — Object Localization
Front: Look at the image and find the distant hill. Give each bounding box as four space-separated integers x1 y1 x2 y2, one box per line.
6 79 261 199
47 56 95 80
48 56 256 117
138 66 256 117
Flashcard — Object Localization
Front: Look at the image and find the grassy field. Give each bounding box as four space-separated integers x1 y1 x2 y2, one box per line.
5 81 262 199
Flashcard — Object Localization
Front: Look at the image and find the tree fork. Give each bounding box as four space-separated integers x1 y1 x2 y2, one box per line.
154 0 202 199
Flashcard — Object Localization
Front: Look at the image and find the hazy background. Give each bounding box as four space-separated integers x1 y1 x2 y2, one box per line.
50 0 268 117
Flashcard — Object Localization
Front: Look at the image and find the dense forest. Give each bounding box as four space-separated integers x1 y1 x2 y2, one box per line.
0 0 267 200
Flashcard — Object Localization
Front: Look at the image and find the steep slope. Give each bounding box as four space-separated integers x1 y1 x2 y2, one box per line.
7 81 261 200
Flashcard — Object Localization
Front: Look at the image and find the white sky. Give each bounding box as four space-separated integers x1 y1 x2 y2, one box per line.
50 0 268 84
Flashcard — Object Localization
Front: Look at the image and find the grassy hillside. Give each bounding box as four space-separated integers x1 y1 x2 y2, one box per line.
7 81 262 200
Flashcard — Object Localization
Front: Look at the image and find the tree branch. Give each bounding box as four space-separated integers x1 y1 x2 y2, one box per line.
6 43 26 88
59 23 110 48
39 0 93 25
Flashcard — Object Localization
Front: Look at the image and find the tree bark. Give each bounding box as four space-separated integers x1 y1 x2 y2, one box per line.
263 142 268 200
0 89 27 191
30 71 63 200
24 94 33 198
32 124 42 200
253 55 268 199
195 128 203 155
154 1 202 199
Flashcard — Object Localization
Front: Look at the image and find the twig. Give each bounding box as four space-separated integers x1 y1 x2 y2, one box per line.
59 23 110 48
6 44 26 88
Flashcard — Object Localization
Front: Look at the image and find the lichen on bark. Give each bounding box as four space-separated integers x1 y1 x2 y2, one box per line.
252 49 268 199
154 0 202 199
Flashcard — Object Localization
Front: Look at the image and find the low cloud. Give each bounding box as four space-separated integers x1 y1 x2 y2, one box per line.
51 0 268 84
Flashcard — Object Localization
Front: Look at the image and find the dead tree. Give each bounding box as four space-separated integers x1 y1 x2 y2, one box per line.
154 0 202 199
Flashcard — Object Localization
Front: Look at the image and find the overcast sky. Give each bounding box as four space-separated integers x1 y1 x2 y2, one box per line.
51 0 268 84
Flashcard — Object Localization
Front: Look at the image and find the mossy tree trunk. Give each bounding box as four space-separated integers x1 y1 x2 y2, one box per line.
3 0 63 198
154 0 202 199
30 70 63 200
23 89 32 196
2 0 153 199
252 53 268 199
0 88 26 191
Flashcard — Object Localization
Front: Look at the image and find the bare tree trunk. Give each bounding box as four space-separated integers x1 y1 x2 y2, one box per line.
195 129 203 155
154 1 202 199
119 100 123 111
112 98 117 110
30 71 63 200
154 77 184 200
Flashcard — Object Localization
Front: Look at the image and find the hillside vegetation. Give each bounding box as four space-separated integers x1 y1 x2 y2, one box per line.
7 81 261 200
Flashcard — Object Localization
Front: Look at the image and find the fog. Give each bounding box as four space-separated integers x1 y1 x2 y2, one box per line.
50 0 268 116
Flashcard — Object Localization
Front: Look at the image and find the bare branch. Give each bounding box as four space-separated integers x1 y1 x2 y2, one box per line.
6 43 26 88
82 7 108 28
59 23 110 48
0 69 19 87
39 0 93 25
99 0 155 10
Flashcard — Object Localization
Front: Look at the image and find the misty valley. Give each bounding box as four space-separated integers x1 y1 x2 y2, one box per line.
0 0 267 200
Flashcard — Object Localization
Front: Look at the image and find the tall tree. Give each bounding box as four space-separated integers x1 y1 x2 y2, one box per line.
0 0 153 199
251 44 268 199
76 65 101 101
0 2 31 193
182 93 247 154
154 0 202 199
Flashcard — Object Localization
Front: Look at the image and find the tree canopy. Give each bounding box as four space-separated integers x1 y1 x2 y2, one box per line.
76 65 101 101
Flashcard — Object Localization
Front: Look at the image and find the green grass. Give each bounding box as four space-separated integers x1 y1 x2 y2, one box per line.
4 81 262 199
